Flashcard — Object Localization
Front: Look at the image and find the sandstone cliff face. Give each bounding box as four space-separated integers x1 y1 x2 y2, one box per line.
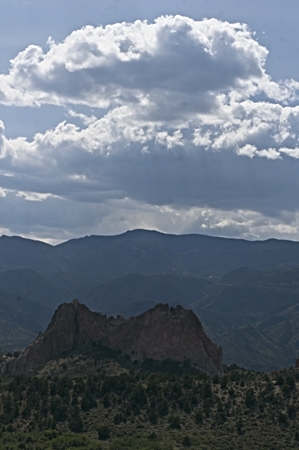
1 300 223 376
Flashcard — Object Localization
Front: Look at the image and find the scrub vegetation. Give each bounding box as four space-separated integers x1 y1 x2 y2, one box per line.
0 358 299 449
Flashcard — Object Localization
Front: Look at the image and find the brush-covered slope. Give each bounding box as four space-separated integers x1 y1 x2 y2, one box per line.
1 357 299 449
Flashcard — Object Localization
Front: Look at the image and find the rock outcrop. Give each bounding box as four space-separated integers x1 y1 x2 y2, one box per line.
1 300 223 376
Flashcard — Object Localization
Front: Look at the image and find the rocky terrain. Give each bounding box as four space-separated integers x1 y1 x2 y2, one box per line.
0 300 223 377
2 229 299 371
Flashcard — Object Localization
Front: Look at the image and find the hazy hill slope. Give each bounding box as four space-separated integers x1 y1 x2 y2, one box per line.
0 269 78 308
71 239 192 283
0 320 36 354
87 273 211 316
0 289 44 333
189 271 299 370
215 325 295 371
192 284 299 329
0 288 46 353
221 266 299 285
42 271 93 300
256 303 299 351
0 235 58 271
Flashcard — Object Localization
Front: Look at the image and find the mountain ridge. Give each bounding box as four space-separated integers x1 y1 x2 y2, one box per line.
1 229 299 371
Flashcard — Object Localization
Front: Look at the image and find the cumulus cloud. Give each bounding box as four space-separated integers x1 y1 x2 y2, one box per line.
0 16 293 111
0 15 299 240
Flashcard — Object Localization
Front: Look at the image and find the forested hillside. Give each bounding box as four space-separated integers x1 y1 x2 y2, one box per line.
0 352 299 449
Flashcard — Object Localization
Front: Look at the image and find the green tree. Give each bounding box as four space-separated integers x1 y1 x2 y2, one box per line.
168 414 181 429
98 425 110 440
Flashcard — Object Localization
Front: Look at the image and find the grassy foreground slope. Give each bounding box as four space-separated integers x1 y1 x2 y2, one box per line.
1 346 299 449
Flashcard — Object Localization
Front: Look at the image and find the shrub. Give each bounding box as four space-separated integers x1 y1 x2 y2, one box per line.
236 419 243 435
182 436 191 447
244 388 256 408
68 414 83 433
157 399 169 417
278 412 288 426
98 425 110 440
148 432 157 440
194 408 203 425
52 434 91 449
168 414 181 429
148 409 158 425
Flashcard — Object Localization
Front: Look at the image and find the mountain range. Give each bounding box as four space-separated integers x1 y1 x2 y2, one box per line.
1 229 299 371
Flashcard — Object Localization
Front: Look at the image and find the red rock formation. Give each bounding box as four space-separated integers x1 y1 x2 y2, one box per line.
1 300 223 376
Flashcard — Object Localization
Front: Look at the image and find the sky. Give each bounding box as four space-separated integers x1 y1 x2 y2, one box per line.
1 0 299 243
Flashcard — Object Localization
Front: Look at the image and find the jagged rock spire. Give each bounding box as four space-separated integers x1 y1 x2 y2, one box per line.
1 300 223 376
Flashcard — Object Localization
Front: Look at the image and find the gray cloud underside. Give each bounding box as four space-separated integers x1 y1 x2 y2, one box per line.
0 15 299 241
0 141 297 211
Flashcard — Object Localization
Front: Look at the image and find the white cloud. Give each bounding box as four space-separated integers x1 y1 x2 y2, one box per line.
0 188 7 198
280 147 299 159
0 16 292 112
16 191 60 202
67 109 97 126
0 16 299 240
155 130 184 149
258 148 281 160
236 144 257 158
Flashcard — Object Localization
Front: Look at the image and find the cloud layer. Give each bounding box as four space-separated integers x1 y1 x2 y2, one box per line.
1 15 299 241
